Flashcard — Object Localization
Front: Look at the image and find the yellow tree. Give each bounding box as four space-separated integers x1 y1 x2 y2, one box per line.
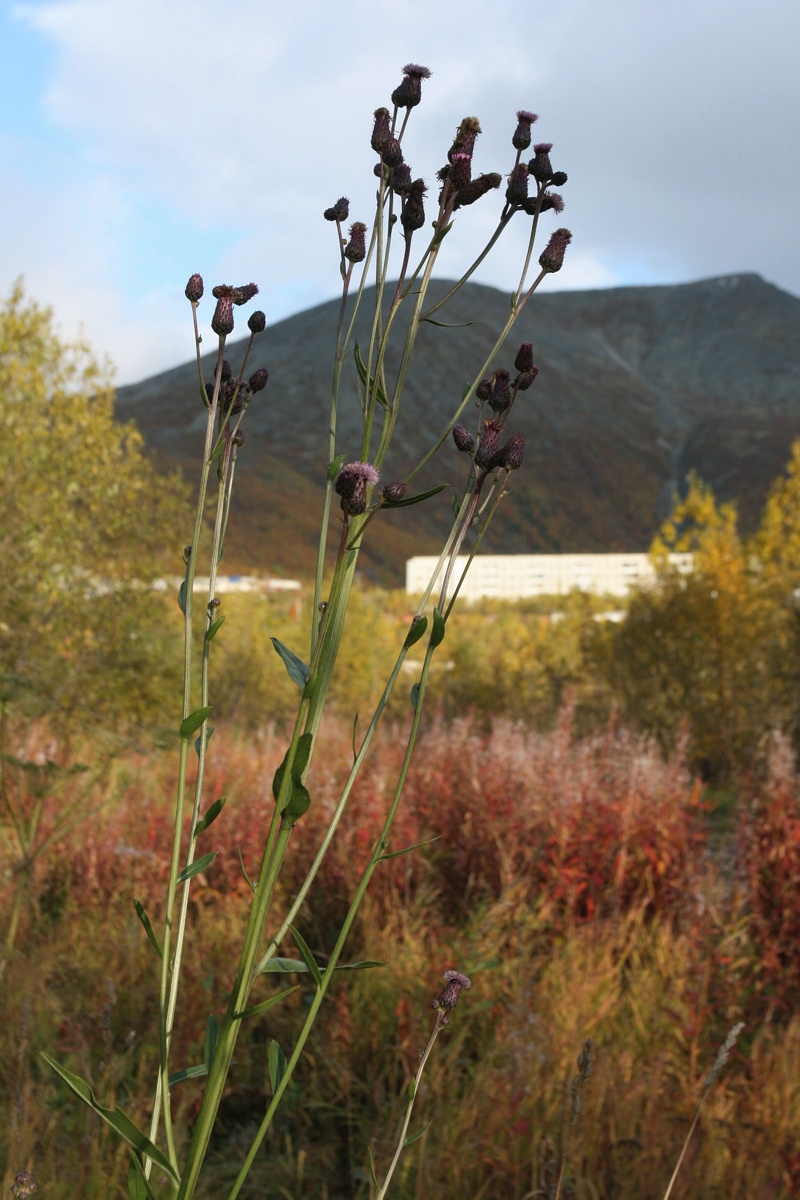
0 282 186 729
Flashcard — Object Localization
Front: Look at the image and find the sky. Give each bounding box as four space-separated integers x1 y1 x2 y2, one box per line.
1 0 799 386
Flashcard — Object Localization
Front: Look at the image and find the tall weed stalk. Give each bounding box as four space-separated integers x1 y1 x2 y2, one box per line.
43 64 573 1198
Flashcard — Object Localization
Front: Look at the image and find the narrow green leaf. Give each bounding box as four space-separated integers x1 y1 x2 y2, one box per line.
177 579 187 615
180 705 213 740
238 848 255 892
204 1015 220 1070
271 638 310 689
232 985 299 1021
408 1078 416 1102
168 1063 208 1086
380 835 441 862
267 1040 287 1095
403 616 428 649
382 483 447 508
41 1054 179 1182
127 1154 157 1200
354 342 390 411
290 926 323 988
194 724 215 758
404 1119 433 1147
411 682 420 711
422 316 473 328
432 220 453 245
194 796 226 838
205 614 226 642
133 900 163 959
430 606 447 648
451 494 461 517
254 957 384 978
367 1146 380 1191
177 851 217 884
327 453 346 481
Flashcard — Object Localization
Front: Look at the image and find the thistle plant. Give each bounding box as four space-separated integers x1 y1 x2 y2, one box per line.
43 62 572 1198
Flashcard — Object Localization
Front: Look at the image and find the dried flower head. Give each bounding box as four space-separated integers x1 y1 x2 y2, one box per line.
323 196 350 222
232 283 259 306
448 116 481 161
453 172 501 209
344 222 368 263
248 310 266 334
570 1038 595 1125
512 109 538 150
401 179 427 234
371 107 392 153
539 227 572 274
391 62 432 109
702 1022 745 1097
539 191 565 214
185 273 204 303
433 969 472 1011
12 1173 37 1200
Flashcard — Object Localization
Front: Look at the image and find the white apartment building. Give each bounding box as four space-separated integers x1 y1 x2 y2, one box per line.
405 553 693 600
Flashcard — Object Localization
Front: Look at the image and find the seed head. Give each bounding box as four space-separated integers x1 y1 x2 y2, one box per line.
324 196 350 222
391 63 432 109
539 227 572 274
248 310 266 333
344 222 368 263
448 116 481 162
512 109 538 151
529 142 554 184
185 273 204 303
433 969 472 1011
452 424 476 453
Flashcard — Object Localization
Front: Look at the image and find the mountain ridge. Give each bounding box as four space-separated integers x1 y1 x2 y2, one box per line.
115 273 800 586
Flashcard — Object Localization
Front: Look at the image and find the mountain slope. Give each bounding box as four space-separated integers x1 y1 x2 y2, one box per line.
115 273 800 586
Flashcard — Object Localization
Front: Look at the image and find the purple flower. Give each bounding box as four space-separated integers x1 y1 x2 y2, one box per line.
433 969 472 1011
391 63 432 109
335 460 380 515
539 227 572 274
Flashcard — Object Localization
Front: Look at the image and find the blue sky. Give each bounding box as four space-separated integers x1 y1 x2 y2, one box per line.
2 0 799 384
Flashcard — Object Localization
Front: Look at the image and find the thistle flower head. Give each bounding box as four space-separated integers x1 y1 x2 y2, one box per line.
382 481 407 503
449 152 472 192
249 367 269 393
391 162 412 194
401 179 427 234
391 62 432 109
475 419 502 470
512 109 538 150
335 460 380 515
453 172 501 209
324 196 350 222
529 142 554 184
248 310 266 333
232 282 259 306
497 431 525 471
344 221 368 263
448 116 481 162
12 1173 37 1200
211 293 234 337
452 424 476 453
514 341 534 373
433 969 472 1011
487 368 512 413
505 163 529 207
539 227 572 274
371 107 392 153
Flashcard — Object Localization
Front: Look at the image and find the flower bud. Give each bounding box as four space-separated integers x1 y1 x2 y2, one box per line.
551 171 568 187
514 342 533 373
487 369 511 413
476 377 493 402
391 63 431 109
381 137 404 168
323 196 350 222
382 481 407 503
391 162 412 193
232 429 245 446
475 420 502 470
497 432 525 470
516 366 539 391
452 424 476 453
539 227 572 274
433 969 472 1011
249 367 269 392
344 221 368 263
505 164 529 207
248 310 266 333
512 109 538 151
211 295 234 336
185 273 204 303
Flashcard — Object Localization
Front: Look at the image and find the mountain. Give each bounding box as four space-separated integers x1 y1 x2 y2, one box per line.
115 273 800 587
